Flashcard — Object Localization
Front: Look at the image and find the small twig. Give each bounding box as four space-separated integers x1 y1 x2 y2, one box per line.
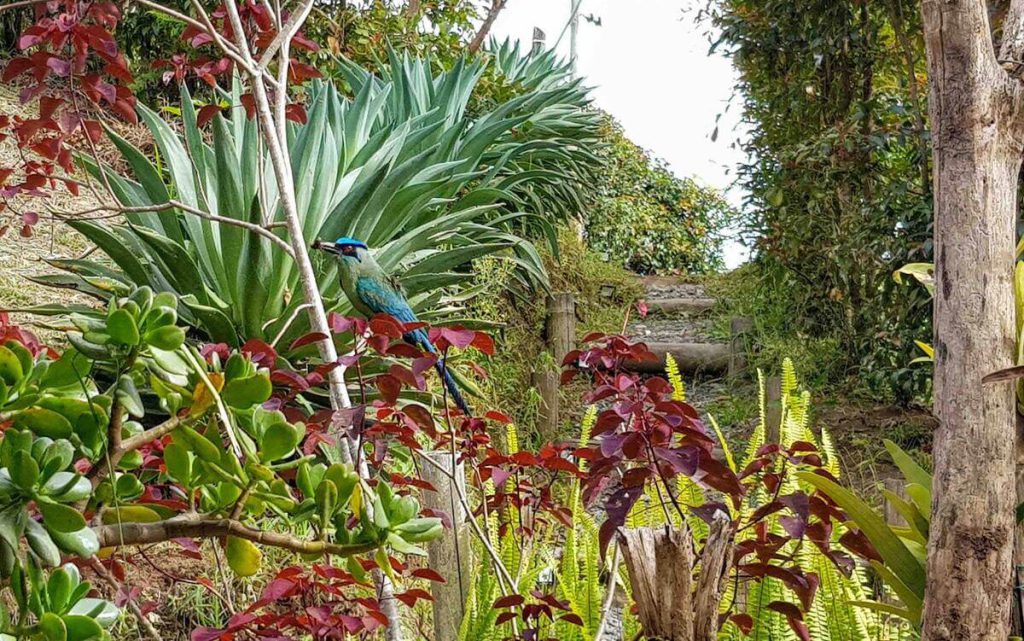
269 303 314 348
88 558 163 641
49 200 295 259
593 542 621 641
258 0 316 70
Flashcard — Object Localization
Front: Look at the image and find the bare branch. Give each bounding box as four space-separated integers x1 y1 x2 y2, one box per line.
88 558 163 641
468 0 508 54
49 200 296 259
258 0 317 70
94 513 378 556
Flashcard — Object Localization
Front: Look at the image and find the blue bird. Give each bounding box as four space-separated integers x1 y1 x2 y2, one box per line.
314 237 471 415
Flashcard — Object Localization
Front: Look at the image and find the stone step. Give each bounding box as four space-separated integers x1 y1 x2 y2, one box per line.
623 342 732 375
645 297 716 315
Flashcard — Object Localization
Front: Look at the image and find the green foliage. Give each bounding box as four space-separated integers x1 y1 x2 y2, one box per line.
0 286 445 637
709 0 933 401
707 264 847 392
467 227 643 442
801 439 931 628
629 360 898 641
0 562 118 641
39 50 599 348
584 117 733 274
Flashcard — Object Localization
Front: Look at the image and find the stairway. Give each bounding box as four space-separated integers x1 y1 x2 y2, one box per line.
627 276 739 378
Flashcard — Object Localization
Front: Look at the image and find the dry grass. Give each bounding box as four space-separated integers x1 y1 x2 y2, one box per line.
0 83 152 338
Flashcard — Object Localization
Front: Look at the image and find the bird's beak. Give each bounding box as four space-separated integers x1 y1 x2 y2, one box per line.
312 240 339 255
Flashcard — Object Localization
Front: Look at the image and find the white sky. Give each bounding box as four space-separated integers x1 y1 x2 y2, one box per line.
490 0 751 268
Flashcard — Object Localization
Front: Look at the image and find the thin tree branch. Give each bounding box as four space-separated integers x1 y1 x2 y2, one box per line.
49 200 296 259
93 513 378 556
467 0 508 54
258 0 316 70
593 542 621 641
88 558 163 641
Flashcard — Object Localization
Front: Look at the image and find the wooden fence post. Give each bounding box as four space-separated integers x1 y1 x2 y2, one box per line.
531 27 546 54
536 293 575 440
728 316 753 378
765 376 783 444
545 292 575 364
420 451 471 641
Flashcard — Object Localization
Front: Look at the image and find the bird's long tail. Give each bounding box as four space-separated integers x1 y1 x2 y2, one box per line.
406 330 472 416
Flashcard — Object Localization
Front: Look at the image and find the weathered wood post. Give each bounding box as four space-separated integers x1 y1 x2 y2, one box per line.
531 27 546 54
545 292 576 364
617 514 733 641
764 376 783 444
728 316 753 378
536 293 575 440
420 451 471 641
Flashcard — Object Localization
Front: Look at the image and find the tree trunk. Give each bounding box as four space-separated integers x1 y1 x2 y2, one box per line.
920 1 1024 639
616 516 732 641
420 451 471 641
467 0 507 53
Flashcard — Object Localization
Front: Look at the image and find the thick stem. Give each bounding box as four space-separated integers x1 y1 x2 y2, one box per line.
93 513 377 556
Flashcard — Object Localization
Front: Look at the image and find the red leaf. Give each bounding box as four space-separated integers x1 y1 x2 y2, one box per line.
470 331 495 355
288 331 328 351
484 410 512 424
495 611 518 625
493 594 525 609
395 588 433 607
376 374 401 405
730 614 754 634
197 104 222 128
411 568 446 583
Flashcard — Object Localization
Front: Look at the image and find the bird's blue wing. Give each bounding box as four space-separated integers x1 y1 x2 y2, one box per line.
355 277 418 323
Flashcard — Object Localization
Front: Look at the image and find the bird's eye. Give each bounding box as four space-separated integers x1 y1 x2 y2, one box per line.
341 245 356 256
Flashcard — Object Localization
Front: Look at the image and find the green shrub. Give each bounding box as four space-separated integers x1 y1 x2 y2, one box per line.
584 118 734 274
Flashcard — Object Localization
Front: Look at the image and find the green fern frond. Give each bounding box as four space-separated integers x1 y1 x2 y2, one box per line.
579 405 597 447
781 357 798 397
505 422 520 455
743 369 769 468
666 352 686 401
708 414 737 473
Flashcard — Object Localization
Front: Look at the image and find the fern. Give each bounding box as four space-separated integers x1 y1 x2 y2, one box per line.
666 352 686 401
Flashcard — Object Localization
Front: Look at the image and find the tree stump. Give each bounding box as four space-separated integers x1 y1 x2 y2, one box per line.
420 451 471 641
617 515 733 641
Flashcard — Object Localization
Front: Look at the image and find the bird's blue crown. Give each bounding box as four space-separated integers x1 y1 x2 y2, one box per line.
334 237 368 249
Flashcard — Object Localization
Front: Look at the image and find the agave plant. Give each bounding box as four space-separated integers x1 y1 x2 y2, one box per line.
33 49 601 349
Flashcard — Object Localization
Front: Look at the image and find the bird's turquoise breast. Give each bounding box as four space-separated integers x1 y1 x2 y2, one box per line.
355 277 417 322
